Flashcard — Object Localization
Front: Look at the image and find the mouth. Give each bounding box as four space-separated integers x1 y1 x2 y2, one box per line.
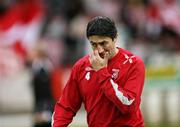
99 53 105 58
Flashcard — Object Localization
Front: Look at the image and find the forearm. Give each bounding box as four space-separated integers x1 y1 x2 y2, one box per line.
97 66 144 114
52 65 82 127
52 102 75 127
101 78 137 114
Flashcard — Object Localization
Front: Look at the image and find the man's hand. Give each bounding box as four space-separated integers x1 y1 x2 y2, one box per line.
89 50 109 71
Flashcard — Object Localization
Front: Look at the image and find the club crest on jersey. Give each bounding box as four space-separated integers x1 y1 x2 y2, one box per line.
112 69 119 79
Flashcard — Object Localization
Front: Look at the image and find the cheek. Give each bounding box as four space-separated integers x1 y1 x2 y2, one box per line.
105 45 114 51
107 46 116 56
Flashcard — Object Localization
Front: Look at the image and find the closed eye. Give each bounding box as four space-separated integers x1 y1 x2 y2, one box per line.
100 41 108 46
90 41 108 47
90 42 97 47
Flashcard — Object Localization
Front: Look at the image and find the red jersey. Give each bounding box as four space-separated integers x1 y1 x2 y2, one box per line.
52 48 145 127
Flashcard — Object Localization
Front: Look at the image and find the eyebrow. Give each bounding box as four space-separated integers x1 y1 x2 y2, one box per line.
90 41 107 44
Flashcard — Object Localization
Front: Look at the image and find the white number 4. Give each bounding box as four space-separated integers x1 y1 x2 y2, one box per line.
85 72 90 80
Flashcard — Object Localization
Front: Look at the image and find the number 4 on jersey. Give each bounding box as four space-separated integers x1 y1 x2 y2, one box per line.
85 72 90 80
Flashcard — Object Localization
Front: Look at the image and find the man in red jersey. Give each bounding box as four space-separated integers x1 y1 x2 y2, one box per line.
52 16 145 127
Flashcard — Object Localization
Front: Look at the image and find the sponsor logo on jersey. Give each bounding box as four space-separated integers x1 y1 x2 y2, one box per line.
123 54 135 64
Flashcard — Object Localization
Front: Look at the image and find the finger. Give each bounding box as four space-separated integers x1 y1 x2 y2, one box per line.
89 57 92 64
94 50 101 58
93 50 98 56
89 53 93 63
90 52 95 59
89 52 95 63
104 52 109 61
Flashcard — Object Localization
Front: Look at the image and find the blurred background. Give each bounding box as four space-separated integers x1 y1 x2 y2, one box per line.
0 0 180 127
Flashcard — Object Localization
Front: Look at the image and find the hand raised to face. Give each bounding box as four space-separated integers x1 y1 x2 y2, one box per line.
89 50 109 71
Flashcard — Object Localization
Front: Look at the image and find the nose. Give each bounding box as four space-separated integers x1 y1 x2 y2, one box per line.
97 45 104 54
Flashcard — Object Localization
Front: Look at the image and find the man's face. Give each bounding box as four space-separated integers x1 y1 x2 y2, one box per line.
88 35 117 59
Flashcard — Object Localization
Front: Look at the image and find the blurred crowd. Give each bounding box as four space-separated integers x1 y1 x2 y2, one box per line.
0 0 180 72
0 0 180 126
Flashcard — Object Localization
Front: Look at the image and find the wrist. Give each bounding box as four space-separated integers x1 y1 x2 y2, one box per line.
94 65 107 71
96 67 111 83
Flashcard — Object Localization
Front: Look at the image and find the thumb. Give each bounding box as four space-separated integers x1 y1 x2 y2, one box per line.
94 50 99 57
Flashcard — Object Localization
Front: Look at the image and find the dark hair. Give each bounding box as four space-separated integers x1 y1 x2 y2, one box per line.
86 16 117 40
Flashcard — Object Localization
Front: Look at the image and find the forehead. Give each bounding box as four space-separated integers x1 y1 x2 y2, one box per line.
88 35 112 43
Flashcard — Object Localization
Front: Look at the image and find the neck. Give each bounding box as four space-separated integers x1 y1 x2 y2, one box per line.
112 47 119 57
109 47 119 60
115 47 119 54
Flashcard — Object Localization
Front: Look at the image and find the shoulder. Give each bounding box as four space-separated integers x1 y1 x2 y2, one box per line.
119 48 145 67
69 55 89 79
72 55 90 71
74 55 89 67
